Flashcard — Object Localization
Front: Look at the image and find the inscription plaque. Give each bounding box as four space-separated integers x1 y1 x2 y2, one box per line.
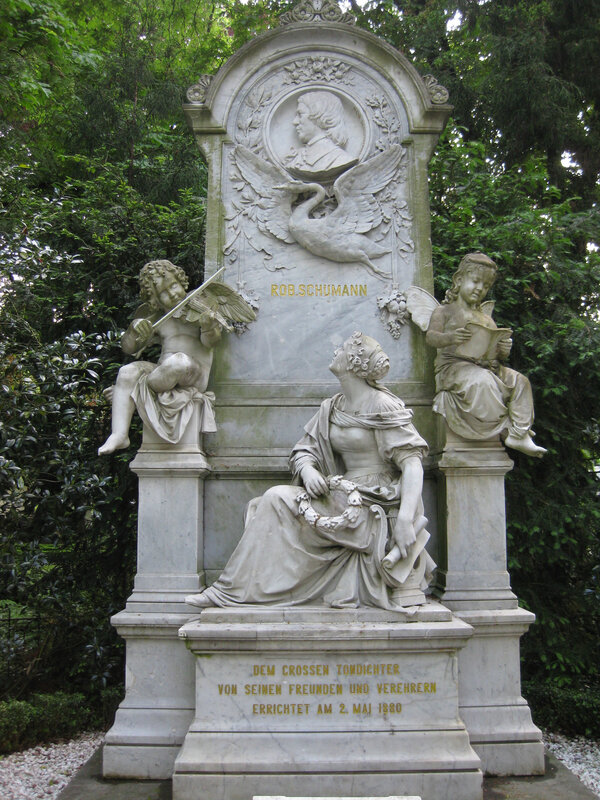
194 652 454 733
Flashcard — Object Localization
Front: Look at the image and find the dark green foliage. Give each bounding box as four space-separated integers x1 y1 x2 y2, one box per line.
0 0 599 726
0 0 214 701
0 326 136 696
524 680 600 739
0 0 97 124
0 689 122 753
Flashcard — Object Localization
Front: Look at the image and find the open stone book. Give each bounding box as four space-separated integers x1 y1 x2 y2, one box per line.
455 322 512 361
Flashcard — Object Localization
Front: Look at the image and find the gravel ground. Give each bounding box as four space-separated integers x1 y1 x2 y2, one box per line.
544 731 600 798
0 730 599 799
0 732 104 800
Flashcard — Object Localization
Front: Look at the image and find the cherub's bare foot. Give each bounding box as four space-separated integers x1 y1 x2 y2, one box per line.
102 385 115 401
504 432 547 458
98 434 130 455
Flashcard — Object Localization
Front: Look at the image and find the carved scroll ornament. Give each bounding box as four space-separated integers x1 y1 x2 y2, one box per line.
186 75 213 105
423 75 450 105
280 0 355 26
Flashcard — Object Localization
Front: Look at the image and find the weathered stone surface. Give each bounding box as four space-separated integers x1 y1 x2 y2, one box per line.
98 261 255 457
103 408 208 779
185 13 449 415
432 432 544 775
173 607 482 800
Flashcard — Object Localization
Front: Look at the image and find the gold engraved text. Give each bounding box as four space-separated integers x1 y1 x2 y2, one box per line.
288 683 343 696
252 703 310 715
376 682 436 694
282 664 329 676
245 683 282 695
338 664 409 677
253 665 275 676
378 702 403 714
271 283 367 298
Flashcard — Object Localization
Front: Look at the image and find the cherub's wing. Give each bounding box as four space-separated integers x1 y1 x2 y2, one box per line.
188 282 257 324
405 286 439 332
331 144 405 234
480 300 495 317
233 146 297 244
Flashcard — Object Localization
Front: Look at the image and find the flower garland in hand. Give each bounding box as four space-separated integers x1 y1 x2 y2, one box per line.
296 475 362 533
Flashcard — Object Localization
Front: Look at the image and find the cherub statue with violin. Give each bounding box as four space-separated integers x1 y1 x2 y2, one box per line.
98 260 255 454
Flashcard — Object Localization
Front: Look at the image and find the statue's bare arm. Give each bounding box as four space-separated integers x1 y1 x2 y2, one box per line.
425 305 471 349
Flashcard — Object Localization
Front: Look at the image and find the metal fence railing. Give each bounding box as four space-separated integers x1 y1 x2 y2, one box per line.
0 607 43 687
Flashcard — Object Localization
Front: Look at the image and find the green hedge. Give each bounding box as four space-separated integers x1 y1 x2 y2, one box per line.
0 688 122 754
524 680 600 739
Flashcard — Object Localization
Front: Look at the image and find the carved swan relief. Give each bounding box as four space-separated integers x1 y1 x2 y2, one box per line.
228 142 406 280
226 90 406 279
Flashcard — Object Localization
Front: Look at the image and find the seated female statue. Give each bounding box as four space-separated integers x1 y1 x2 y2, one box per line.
186 332 434 610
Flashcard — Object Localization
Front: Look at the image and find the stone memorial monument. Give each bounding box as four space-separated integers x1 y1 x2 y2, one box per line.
101 2 545 798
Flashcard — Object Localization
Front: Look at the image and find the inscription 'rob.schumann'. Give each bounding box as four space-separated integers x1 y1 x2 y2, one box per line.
271 283 367 297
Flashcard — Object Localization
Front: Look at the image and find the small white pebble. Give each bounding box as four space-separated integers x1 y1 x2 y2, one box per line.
544 731 600 798
0 732 103 800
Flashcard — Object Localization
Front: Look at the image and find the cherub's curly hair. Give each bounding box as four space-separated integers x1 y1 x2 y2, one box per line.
443 252 497 305
139 260 188 310
346 331 390 384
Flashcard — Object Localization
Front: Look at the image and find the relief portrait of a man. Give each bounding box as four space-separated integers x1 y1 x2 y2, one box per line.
287 90 358 179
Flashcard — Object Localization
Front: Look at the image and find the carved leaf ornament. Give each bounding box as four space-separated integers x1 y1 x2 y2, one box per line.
283 57 353 86
366 95 402 150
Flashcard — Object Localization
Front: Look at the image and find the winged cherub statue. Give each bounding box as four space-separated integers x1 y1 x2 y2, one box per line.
228 143 405 279
406 252 546 458
98 260 256 454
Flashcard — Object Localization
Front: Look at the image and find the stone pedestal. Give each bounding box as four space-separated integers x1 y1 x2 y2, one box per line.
173 605 483 800
433 428 544 776
457 609 545 776
125 401 210 614
103 404 209 779
433 430 516 611
103 611 196 779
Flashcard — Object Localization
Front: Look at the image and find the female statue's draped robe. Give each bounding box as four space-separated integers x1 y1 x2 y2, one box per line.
203 391 428 609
